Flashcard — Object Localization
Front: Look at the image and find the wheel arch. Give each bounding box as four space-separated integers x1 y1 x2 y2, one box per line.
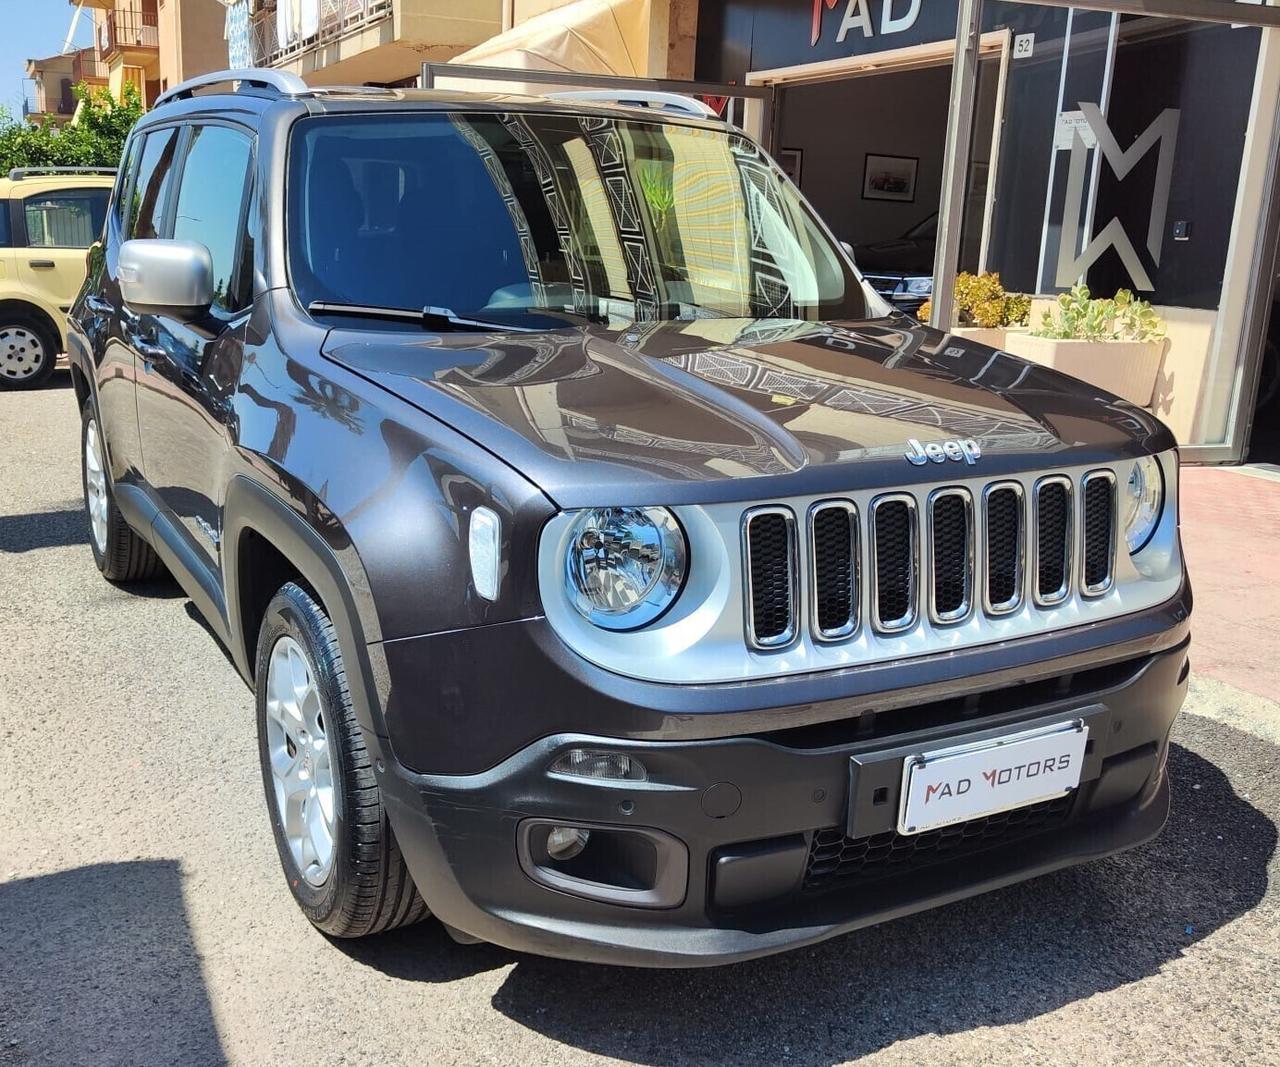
69 360 91 411
222 475 388 739
0 297 64 352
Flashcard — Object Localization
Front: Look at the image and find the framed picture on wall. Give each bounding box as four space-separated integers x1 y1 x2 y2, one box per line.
863 154 918 202
778 147 803 187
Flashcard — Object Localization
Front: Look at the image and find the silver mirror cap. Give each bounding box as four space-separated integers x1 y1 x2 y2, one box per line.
118 239 214 317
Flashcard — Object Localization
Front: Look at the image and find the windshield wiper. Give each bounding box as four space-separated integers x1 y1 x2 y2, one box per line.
308 301 538 333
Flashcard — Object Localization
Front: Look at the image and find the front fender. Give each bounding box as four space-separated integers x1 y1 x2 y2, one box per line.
222 474 389 737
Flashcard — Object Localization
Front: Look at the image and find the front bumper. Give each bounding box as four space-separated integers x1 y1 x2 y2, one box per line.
376 626 1190 967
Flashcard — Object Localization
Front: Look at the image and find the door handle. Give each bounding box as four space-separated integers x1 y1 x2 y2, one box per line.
85 295 114 315
28 259 55 269
133 337 167 367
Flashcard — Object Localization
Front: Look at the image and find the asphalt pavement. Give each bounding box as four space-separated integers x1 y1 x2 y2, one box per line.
1 376 1277 1066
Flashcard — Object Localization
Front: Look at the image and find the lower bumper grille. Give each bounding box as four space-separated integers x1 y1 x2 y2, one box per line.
802 794 1075 894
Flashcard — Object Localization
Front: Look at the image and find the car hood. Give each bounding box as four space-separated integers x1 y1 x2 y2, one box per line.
322 315 1173 509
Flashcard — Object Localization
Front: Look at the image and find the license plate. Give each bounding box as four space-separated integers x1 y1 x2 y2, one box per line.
898 720 1088 835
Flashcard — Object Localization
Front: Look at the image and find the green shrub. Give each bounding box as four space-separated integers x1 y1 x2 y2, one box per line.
0 83 142 173
1032 283 1166 343
918 272 1030 328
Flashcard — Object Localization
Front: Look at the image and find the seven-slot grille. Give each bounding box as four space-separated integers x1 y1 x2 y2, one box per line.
742 470 1117 649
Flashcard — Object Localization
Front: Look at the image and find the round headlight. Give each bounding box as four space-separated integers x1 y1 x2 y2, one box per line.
565 507 688 630
1122 455 1164 554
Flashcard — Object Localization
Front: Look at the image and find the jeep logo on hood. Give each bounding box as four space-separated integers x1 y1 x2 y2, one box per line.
905 438 982 465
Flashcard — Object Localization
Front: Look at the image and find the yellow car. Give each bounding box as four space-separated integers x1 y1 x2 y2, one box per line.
0 167 115 389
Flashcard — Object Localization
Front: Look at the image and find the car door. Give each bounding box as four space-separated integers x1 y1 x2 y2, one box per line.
131 122 255 573
17 185 111 318
89 126 182 484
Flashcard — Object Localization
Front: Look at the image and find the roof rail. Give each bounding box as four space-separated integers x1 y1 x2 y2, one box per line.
8 167 117 181
548 89 719 119
153 68 309 108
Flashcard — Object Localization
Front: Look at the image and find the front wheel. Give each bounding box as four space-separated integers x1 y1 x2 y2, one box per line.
255 582 428 937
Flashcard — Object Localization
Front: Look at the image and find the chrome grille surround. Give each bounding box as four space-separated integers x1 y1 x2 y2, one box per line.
981 480 1025 616
1032 475 1074 608
535 453 1181 686
927 487 976 625
1081 469 1117 597
741 505 799 650
869 493 920 634
807 499 859 642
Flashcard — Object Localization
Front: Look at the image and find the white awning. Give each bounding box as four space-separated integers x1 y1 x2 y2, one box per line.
440 0 654 94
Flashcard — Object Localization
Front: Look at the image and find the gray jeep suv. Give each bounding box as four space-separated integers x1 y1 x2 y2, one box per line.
67 70 1190 967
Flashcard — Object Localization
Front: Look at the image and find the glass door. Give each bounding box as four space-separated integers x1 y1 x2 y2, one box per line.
961 2 1275 457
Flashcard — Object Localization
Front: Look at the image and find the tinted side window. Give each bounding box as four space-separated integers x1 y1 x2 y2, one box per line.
0 203 9 247
172 125 253 314
114 134 143 227
23 190 110 248
128 127 180 240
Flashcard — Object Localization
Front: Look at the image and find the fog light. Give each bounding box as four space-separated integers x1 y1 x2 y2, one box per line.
549 749 647 782
546 826 590 861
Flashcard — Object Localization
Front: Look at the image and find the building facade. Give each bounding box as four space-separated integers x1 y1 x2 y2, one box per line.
64 0 228 105
239 0 503 86
23 55 76 124
235 0 695 86
689 0 1280 463
157 0 230 91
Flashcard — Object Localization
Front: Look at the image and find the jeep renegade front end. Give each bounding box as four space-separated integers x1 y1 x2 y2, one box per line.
67 70 1190 967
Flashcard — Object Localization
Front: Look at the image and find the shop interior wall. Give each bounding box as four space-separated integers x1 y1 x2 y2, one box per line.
776 65 955 248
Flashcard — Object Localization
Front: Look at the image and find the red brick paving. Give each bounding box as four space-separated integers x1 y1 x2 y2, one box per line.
1179 466 1280 702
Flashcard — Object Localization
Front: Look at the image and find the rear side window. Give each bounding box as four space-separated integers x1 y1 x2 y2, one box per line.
114 135 143 227
127 127 181 239
0 203 9 247
171 125 254 314
23 190 110 248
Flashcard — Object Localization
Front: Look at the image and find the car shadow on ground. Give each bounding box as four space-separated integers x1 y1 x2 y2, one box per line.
0 507 91 553
0 501 184 601
343 715 1275 1064
19 368 75 391
0 860 226 1064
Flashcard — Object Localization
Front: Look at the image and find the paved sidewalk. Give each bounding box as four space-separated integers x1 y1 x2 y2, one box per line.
1180 465 1280 704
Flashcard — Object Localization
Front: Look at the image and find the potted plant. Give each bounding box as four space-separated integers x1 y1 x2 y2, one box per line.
1001 284 1167 407
917 272 1031 348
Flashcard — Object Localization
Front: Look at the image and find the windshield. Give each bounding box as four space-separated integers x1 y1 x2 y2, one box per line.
287 111 870 326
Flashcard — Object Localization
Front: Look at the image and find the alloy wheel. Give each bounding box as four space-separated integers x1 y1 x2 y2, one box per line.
84 418 109 555
265 635 336 887
0 326 46 382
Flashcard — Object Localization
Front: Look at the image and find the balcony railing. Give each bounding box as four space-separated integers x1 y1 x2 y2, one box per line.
250 0 393 68
72 49 109 86
100 8 160 60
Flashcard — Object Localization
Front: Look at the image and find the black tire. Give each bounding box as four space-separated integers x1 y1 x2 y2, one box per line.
0 316 58 390
80 402 165 582
255 581 429 938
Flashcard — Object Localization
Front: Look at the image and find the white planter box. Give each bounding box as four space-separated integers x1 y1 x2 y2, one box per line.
950 326 1008 349
1001 334 1166 407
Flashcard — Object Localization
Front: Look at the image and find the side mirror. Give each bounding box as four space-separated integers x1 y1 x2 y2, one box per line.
840 240 856 260
119 239 213 319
